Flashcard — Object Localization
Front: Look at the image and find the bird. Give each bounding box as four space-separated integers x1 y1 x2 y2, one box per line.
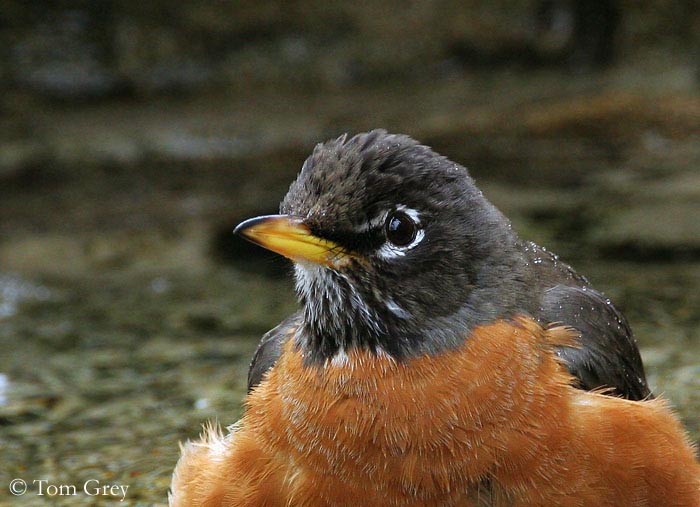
169 130 700 506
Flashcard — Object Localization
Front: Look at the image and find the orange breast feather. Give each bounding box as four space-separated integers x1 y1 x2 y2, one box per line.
170 317 700 507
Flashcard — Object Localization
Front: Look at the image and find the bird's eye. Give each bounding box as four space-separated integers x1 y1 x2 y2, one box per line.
385 211 418 247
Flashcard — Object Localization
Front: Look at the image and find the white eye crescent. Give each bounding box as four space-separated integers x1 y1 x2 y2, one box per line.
377 206 424 259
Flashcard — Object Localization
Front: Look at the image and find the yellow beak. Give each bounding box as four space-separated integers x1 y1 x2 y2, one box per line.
234 215 353 267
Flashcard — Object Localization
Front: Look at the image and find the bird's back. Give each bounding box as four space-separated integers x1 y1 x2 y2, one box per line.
520 241 650 399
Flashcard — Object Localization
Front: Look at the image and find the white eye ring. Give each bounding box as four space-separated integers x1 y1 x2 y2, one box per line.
377 206 424 259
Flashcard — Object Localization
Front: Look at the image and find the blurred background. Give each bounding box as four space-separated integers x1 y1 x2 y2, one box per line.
1 1 699 505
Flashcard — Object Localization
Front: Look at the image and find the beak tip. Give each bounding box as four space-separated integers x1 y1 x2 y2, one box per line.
233 216 264 238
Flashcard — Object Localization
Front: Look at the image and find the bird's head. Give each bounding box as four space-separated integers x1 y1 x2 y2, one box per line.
235 130 526 361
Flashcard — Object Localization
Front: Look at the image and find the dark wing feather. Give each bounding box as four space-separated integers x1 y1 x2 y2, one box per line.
538 284 651 400
247 312 300 392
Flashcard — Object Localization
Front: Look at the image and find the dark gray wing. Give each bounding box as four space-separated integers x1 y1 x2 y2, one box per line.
247 312 301 392
538 284 651 400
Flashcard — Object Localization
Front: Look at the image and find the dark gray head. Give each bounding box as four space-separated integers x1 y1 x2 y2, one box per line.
238 130 530 361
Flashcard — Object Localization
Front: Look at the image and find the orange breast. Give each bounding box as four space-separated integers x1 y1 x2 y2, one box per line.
170 317 700 507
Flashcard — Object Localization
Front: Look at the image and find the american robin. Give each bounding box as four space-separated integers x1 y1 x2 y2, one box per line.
170 130 700 506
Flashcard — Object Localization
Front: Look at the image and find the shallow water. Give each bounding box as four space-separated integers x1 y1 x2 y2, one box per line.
1 68 699 505
0 266 296 506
